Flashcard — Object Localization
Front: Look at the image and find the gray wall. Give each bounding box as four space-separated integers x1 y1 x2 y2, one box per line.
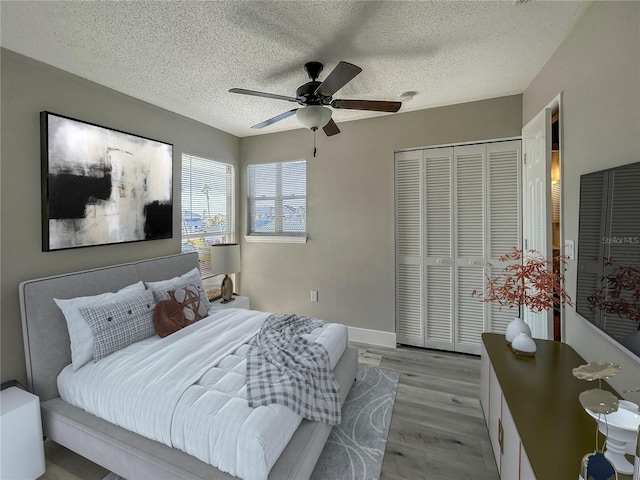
0 49 240 386
523 1 640 393
239 96 523 334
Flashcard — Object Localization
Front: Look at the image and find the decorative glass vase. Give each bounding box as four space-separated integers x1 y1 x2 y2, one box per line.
505 317 531 344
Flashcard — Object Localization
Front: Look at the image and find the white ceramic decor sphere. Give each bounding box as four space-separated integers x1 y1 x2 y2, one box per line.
512 332 537 356
505 317 531 344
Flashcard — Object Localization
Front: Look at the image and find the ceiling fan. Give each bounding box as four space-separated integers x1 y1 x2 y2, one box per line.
229 61 402 137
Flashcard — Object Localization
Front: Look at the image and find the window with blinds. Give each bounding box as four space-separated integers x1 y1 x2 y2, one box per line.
247 160 306 236
181 153 235 278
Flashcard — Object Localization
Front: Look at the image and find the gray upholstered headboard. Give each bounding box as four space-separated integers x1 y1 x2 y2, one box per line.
19 252 200 401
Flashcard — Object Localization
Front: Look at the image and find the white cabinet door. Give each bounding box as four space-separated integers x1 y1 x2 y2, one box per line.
484 350 538 480
480 343 490 429
501 397 521 480
520 445 536 480
488 362 502 472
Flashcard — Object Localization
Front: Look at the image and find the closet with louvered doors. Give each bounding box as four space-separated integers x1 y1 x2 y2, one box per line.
395 140 521 354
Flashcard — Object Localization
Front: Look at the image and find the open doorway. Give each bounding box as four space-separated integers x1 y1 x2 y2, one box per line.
551 112 562 340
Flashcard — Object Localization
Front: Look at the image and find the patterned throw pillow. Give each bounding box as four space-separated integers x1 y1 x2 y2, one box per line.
54 281 146 370
169 284 209 322
145 268 210 308
80 290 156 361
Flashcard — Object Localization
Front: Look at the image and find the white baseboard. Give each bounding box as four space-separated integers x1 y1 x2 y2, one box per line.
347 327 397 348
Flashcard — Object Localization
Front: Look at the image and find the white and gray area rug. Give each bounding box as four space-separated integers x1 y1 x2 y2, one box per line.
104 366 399 480
311 366 399 480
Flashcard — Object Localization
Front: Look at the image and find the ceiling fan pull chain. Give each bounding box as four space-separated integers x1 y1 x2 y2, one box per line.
313 129 317 158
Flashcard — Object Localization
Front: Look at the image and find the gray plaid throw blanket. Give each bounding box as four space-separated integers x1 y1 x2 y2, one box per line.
246 313 341 425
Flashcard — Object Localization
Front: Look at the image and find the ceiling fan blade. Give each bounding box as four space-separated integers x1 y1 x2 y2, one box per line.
315 62 362 98
323 118 340 137
331 99 401 113
229 88 298 103
251 109 298 129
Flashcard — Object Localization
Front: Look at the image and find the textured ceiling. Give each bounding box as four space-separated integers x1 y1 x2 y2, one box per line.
0 1 590 137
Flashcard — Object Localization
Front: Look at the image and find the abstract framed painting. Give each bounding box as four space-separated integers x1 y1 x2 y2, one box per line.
41 112 173 251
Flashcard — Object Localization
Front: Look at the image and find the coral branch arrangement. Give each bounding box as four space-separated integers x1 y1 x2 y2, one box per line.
472 247 573 313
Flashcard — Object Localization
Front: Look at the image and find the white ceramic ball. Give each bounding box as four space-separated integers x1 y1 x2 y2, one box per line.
511 332 537 356
505 317 531 344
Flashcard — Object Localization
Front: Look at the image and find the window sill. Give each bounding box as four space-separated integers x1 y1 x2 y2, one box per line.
244 235 307 244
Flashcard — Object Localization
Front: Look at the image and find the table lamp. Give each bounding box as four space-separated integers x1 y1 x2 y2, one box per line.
210 243 241 303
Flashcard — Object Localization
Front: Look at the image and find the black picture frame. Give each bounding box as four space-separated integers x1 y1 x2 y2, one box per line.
41 111 173 251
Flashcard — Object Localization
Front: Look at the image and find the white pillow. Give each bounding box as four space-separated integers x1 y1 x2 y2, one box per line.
145 267 210 307
54 281 146 370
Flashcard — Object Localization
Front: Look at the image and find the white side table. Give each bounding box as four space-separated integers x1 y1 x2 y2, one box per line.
0 387 46 479
210 295 250 310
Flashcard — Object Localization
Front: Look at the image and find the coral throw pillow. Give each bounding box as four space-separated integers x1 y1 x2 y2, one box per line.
153 300 187 338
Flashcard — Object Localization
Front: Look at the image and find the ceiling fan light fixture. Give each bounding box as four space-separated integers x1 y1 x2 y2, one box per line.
296 106 332 130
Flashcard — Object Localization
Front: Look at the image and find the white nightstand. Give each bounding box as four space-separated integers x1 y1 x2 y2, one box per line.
0 387 46 479
210 295 250 310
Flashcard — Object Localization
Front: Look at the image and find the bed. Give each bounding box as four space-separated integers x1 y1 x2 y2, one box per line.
19 252 358 480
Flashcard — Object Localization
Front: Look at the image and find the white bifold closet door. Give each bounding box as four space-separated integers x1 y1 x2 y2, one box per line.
424 147 454 350
395 149 424 346
395 140 521 354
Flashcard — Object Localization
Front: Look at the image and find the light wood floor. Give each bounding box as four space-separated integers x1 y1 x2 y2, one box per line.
356 343 498 480
39 344 498 480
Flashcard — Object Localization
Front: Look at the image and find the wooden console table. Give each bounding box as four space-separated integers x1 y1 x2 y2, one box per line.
481 333 621 479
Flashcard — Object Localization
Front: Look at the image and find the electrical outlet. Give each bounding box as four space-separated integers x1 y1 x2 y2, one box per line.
311 290 318 303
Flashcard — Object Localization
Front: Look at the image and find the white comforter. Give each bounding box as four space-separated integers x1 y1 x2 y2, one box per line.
58 308 347 480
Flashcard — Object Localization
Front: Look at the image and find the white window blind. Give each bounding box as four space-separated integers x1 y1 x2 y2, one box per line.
247 160 306 237
181 153 234 278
